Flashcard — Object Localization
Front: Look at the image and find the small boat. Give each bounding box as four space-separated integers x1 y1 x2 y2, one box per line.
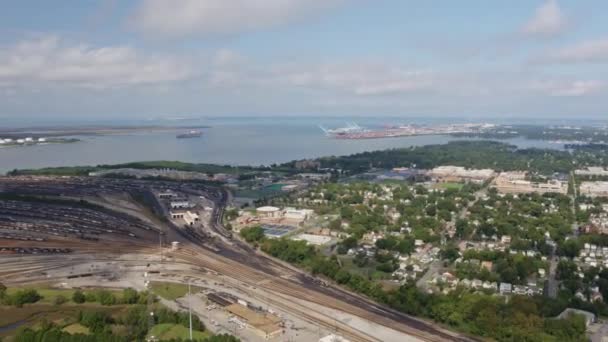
176 130 203 139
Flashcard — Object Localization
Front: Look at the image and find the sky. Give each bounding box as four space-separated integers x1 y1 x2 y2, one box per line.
0 0 607 120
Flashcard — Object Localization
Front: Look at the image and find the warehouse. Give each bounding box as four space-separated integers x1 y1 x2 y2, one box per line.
170 200 191 209
183 211 200 226
580 182 608 197
225 303 282 340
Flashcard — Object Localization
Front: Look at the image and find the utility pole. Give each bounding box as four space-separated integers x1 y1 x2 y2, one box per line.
159 231 163 264
188 281 193 341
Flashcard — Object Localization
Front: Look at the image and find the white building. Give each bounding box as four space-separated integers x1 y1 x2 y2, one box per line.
283 207 314 220
576 167 608 177
170 211 199 226
256 206 281 218
580 181 608 197
499 282 512 295
429 166 495 183
183 211 200 226
493 171 567 194
292 234 331 245
170 201 191 209
319 334 351 342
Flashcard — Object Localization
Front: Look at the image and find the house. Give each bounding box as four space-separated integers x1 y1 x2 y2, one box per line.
499 282 512 295
481 261 493 271
513 285 527 295
591 292 604 303
482 281 495 290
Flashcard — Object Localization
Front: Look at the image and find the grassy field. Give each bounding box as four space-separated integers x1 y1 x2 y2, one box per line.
338 256 392 280
148 323 210 341
62 323 90 335
0 304 129 338
435 182 465 190
5 286 122 305
149 282 202 301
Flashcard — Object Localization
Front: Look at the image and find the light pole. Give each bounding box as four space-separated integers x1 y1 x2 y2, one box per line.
188 281 193 341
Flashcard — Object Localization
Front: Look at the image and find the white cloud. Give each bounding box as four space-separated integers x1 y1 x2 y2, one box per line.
0 36 194 89
521 0 567 38
132 0 343 37
265 63 436 96
538 38 608 64
528 79 604 96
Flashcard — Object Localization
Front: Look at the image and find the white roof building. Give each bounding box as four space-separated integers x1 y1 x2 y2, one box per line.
319 334 351 342
580 181 608 197
292 234 331 245
575 167 608 177
170 201 191 209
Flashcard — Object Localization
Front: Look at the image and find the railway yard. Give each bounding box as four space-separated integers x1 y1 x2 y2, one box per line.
0 175 473 342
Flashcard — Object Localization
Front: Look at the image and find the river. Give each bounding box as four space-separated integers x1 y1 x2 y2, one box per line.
0 119 563 174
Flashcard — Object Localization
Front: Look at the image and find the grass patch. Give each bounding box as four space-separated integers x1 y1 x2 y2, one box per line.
148 323 210 341
149 282 202 301
338 256 392 280
435 182 464 190
62 323 90 335
5 286 122 305
0 304 128 338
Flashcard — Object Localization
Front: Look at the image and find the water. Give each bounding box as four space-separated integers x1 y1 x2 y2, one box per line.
0 320 27 333
0 119 563 174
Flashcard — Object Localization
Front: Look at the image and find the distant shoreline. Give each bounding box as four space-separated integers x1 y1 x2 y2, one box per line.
0 125 211 139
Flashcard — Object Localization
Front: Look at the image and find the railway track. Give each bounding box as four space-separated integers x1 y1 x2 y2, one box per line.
169 246 468 342
0 176 473 342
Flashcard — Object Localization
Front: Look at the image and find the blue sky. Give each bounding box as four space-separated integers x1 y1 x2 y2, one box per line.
0 0 607 120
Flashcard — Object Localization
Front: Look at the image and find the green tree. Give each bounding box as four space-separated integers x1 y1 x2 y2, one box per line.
72 290 86 304
53 295 67 306
122 288 139 304
96 290 116 306
10 289 41 307
240 226 265 243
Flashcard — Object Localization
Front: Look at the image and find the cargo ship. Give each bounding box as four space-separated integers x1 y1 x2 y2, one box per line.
176 130 203 139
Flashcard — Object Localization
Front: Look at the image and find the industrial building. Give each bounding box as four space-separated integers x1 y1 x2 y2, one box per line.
170 211 200 225
580 182 608 197
170 201 192 209
319 334 351 342
429 166 495 184
256 206 281 218
283 207 314 220
297 173 331 181
493 172 568 194
291 233 332 245
158 191 177 199
575 167 608 177
225 304 283 340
